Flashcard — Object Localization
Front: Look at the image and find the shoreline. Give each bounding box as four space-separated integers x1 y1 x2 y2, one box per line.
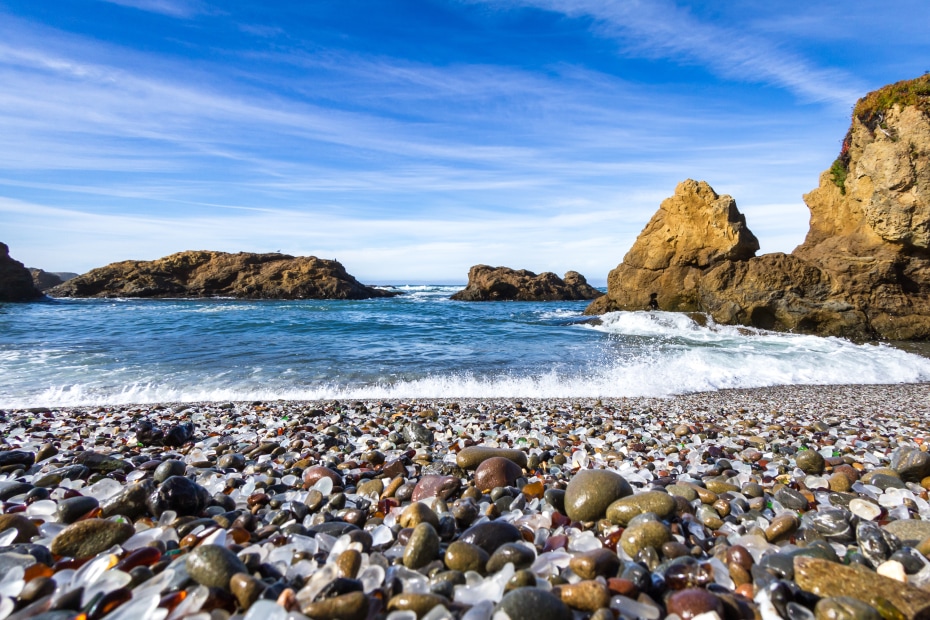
5 382 930 416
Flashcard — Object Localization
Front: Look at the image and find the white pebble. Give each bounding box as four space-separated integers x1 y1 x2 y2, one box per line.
877 560 907 582
849 498 882 520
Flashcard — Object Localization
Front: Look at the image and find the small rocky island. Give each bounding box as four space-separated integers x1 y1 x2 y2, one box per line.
48 251 397 300
0 242 42 302
451 265 603 301
587 75 930 340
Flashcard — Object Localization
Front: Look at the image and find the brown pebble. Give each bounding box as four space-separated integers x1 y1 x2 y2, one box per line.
569 548 622 580
765 513 799 542
382 475 405 499
276 588 298 612
726 545 754 571
387 593 450 617
301 591 369 620
230 572 264 609
557 580 612 612
398 502 440 529
336 549 362 579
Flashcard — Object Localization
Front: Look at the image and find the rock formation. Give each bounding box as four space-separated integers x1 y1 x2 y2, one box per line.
30 268 65 291
451 265 603 301
584 180 759 314
48 251 398 300
586 75 930 340
0 242 43 302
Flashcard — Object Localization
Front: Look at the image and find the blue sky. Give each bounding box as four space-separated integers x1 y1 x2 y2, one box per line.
1 1 927 283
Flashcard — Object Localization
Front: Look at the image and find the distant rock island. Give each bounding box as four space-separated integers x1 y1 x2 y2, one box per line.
452 265 603 301
48 251 398 300
0 242 43 302
586 75 930 340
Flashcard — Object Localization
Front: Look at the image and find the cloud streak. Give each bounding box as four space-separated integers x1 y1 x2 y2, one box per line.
476 0 865 107
95 0 207 18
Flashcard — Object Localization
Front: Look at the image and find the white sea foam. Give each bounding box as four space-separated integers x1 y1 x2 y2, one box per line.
7 312 929 406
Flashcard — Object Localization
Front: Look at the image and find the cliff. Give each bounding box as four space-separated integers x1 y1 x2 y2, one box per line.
451 265 603 301
586 75 930 340
48 251 398 300
0 242 43 302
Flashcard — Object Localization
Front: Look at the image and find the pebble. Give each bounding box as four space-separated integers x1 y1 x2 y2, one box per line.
387 592 451 616
301 591 369 620
456 446 528 470
496 587 572 620
474 456 523 491
49 518 134 558
606 490 676 525
563 469 632 522
556 580 612 612
666 587 724 620
486 542 535 573
403 522 441 569
890 446 930 482
814 596 883 620
0 514 39 543
186 544 250 588
797 448 826 474
568 548 622 579
620 520 671 558
0 384 926 619
444 540 490 574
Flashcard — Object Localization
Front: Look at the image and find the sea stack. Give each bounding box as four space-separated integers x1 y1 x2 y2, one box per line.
48 250 398 300
586 74 930 340
451 265 603 301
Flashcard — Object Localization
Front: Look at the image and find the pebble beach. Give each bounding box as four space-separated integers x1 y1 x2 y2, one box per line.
2 383 930 620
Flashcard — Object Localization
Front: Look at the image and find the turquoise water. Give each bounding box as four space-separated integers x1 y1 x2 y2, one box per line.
2 285 930 407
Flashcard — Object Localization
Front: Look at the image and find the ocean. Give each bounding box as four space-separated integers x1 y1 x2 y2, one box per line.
2 285 930 408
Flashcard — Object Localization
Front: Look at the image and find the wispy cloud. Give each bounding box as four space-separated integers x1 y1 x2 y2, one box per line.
475 0 865 107
96 0 207 18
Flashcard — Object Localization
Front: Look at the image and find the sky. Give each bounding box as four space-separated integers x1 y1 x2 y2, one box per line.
1 1 928 283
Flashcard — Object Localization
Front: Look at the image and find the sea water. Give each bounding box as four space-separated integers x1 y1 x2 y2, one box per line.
2 285 930 407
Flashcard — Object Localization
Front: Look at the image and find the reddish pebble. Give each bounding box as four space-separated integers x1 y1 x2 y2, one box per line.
666 588 724 620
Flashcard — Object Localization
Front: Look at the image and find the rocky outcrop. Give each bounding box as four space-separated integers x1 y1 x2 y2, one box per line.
30 269 64 291
47 251 398 300
0 242 43 302
586 75 930 340
451 265 603 301
585 180 759 315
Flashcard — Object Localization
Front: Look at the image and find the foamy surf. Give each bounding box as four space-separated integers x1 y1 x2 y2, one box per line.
2 300 928 408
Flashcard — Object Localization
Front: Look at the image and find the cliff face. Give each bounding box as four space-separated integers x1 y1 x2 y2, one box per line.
48 251 397 300
451 265 603 301
0 242 43 302
586 75 930 340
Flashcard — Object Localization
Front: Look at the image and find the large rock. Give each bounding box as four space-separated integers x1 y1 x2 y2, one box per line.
587 75 930 340
0 242 43 302
585 179 759 315
47 251 398 300
451 265 603 301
